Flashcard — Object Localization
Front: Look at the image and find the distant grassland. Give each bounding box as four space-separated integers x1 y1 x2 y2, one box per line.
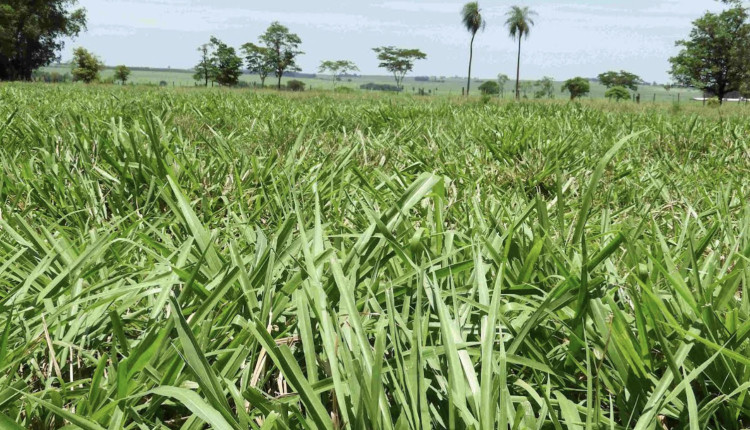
40 64 702 101
0 83 748 429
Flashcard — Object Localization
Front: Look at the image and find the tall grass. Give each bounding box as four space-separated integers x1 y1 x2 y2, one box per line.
1 84 748 429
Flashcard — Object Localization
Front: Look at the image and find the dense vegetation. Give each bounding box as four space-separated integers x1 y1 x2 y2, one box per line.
0 84 748 429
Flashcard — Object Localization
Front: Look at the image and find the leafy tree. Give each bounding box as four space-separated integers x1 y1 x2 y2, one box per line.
505 5 536 100
114 65 130 85
478 80 499 95
497 73 509 98
194 43 215 86
520 81 533 98
562 77 590 100
373 46 427 90
605 86 631 101
670 6 750 104
71 47 102 83
597 70 642 91
534 76 555 98
461 2 485 96
260 22 303 90
318 60 359 88
241 42 273 87
209 36 242 87
0 0 86 81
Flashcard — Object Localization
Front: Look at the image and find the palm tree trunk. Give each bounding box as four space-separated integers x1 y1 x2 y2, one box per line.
467 33 475 97
515 36 522 100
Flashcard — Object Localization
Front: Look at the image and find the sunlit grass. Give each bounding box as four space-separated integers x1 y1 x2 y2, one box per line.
0 83 748 429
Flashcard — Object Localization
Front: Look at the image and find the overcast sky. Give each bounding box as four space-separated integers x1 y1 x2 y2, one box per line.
60 0 727 82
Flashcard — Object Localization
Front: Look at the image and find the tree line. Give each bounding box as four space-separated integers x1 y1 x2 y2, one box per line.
2 0 749 103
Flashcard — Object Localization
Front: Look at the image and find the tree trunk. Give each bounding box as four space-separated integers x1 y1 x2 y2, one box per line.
515 36 522 100
466 33 475 97
278 73 282 90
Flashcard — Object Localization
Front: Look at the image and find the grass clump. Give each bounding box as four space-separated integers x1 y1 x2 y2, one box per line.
0 83 749 429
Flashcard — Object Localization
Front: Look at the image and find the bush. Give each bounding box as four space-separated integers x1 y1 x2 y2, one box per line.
335 86 355 94
287 80 306 92
159 81 168 87
360 83 402 92
478 81 500 95
605 86 631 102
706 97 720 107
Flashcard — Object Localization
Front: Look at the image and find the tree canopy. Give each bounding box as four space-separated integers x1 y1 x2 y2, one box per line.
193 43 215 86
534 76 555 98
478 80 499 95
373 46 427 90
241 43 274 87
669 5 750 103
114 65 130 85
0 0 86 80
209 36 242 87
260 22 303 89
318 60 359 88
605 86 631 101
562 77 590 100
71 47 102 83
597 70 642 91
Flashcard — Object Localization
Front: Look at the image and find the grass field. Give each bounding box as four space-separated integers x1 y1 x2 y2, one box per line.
0 83 748 429
39 64 703 102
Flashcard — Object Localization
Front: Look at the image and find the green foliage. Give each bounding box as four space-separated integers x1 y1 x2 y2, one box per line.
114 65 131 84
360 82 402 92
193 43 215 86
0 0 86 81
241 42 273 87
598 70 642 91
670 6 750 103
318 60 359 88
260 22 304 89
605 85 631 101
1 84 749 429
562 76 591 100
286 79 305 91
373 46 427 90
209 36 242 87
534 76 554 98
496 73 509 94
71 47 103 83
478 80 499 95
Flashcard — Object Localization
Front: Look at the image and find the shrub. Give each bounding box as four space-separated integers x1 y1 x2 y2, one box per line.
159 81 168 87
287 79 306 92
605 86 631 102
359 82 402 92
478 81 500 95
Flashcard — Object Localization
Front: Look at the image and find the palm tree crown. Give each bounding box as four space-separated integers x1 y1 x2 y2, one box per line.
461 2 485 96
462 2 485 35
505 6 536 40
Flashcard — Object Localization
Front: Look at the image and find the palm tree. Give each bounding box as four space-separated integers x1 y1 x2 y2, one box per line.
461 2 485 96
505 6 536 100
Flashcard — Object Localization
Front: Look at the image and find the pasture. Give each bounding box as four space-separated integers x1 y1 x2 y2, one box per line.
38 65 703 101
0 84 748 429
